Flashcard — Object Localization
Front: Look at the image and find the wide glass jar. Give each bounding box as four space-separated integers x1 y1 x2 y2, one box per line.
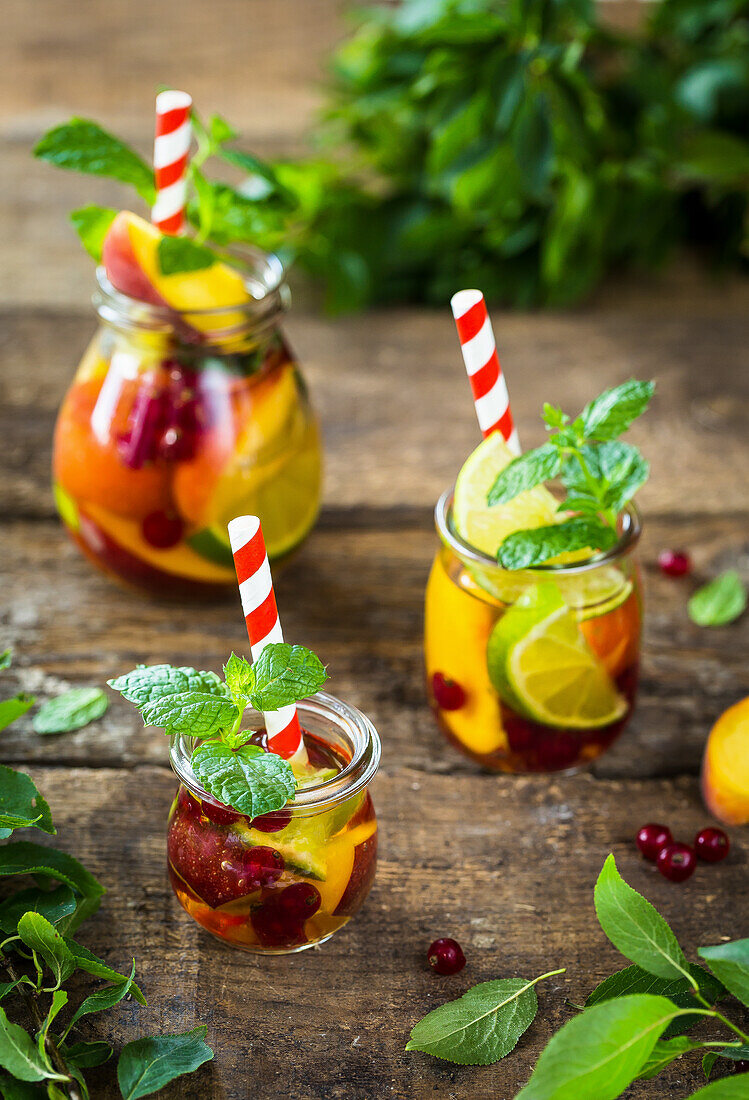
425 489 642 774
53 252 322 596
167 693 380 954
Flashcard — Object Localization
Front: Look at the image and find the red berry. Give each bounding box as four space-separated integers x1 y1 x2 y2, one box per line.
251 897 306 948
427 938 466 975
141 510 184 549
657 843 697 883
245 846 285 887
201 800 241 826
278 883 321 919
432 673 466 711
251 809 292 833
694 827 730 863
658 550 691 578
636 823 673 861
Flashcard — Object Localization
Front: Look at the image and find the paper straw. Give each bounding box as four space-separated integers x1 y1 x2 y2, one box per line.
450 289 520 454
152 90 193 235
228 516 307 763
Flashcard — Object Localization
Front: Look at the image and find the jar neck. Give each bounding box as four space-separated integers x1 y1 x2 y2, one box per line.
169 692 380 817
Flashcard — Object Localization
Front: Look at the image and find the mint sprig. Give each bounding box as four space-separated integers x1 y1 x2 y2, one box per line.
33 119 156 203
688 571 747 628
488 380 654 568
108 644 328 815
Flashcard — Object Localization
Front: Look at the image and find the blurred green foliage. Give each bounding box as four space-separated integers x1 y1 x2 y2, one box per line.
274 0 749 311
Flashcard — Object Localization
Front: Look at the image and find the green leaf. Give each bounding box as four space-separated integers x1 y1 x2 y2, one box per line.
0 1005 61 1082
0 696 35 734
219 149 287 194
0 980 23 1003
0 844 103 932
36 991 67 1066
703 1051 718 1079
208 113 237 146
688 572 747 628
191 742 296 818
157 237 216 277
33 119 155 203
497 518 617 569
703 1044 749 1079
108 665 236 737
698 940 749 1007
69 206 117 262
580 380 655 442
635 1035 700 1080
543 405 568 431
17 913 76 986
599 444 649 514
487 445 562 506
515 995 688 1100
60 1040 113 1069
117 1025 213 1099
248 644 328 712
0 1070 46 1096
0 887 77 935
61 941 146 1006
594 855 691 982
67 961 137 1030
585 962 725 1038
0 768 54 835
32 689 108 735
223 654 254 702
513 94 553 198
405 972 560 1065
0 651 12 671
108 664 230 708
687 1078 749 1099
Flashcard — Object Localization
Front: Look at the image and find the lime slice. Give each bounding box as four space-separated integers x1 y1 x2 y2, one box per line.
54 482 80 533
453 434 559 558
487 582 627 729
186 526 234 568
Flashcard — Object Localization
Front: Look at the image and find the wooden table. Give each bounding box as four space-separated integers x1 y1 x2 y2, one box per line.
2 2 748 1097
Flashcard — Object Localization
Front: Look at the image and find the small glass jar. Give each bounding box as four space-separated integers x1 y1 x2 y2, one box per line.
167 693 380 954
425 490 642 774
53 251 322 596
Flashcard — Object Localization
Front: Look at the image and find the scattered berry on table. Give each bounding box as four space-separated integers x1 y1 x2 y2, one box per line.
694 827 730 863
636 823 673 861
658 550 691 578
427 938 466 975
657 842 697 883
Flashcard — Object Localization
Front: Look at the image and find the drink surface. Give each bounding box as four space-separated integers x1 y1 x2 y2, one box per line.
167 731 378 952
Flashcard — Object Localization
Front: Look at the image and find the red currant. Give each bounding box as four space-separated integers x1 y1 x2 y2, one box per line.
251 899 305 948
658 550 691 578
278 883 321 919
251 809 292 833
245 846 285 887
427 938 466 975
141 510 184 549
657 843 697 883
694 827 730 863
636 823 673 861
201 800 241 826
431 673 466 711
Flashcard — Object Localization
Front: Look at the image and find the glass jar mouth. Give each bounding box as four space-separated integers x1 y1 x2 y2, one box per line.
435 487 642 576
93 245 288 338
168 691 381 817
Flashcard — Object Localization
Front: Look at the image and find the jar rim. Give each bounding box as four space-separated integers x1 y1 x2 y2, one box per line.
168 691 381 815
435 487 642 576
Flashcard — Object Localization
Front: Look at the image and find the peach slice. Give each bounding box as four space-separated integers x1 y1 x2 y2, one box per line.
701 697 749 825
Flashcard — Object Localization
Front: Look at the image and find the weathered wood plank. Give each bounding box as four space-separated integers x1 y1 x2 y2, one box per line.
9 764 746 1100
1 516 747 779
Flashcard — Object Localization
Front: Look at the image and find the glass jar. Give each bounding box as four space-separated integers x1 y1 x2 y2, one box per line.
53 252 322 596
167 693 380 954
425 489 642 774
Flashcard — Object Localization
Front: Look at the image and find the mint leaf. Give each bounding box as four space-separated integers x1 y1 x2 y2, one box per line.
688 1079 749 1099
108 664 237 738
406 971 562 1065
34 119 155 203
515 994 688 1100
580 380 655 441
601 446 649 514
688 571 747 627
0 843 103 933
497 517 617 569
208 114 237 146
223 653 254 702
0 1004 62 1082
157 236 216 276
543 404 568 430
698 940 749 1007
585 962 725 1038
249 644 328 712
703 1045 749 1080
117 1025 213 1099
70 205 117 262
0 650 12 671
61 1039 113 1068
594 854 691 981
16 912 76 986
0 766 54 835
191 741 295 817
0 695 35 734
108 664 230 708
67 961 138 1030
487 444 562 506
61 940 146 1005
0 886 77 935
32 687 108 735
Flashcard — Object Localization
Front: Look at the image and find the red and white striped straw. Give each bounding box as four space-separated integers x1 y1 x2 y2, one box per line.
152 90 193 235
227 516 307 764
450 289 520 455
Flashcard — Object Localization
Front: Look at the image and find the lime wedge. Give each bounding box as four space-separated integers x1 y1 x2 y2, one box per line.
186 526 234 568
487 582 627 729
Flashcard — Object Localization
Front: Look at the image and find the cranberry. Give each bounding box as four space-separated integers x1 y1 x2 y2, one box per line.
116 386 168 469
201 800 241 826
636 823 673 861
432 673 466 711
159 425 196 462
251 898 305 948
278 883 321 919
141 510 184 549
658 550 691 578
694 827 730 863
251 809 292 833
245 846 285 887
657 843 697 883
427 938 466 975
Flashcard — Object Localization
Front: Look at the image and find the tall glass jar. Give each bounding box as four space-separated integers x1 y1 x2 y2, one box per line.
167 693 380 954
425 490 642 774
53 252 322 596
